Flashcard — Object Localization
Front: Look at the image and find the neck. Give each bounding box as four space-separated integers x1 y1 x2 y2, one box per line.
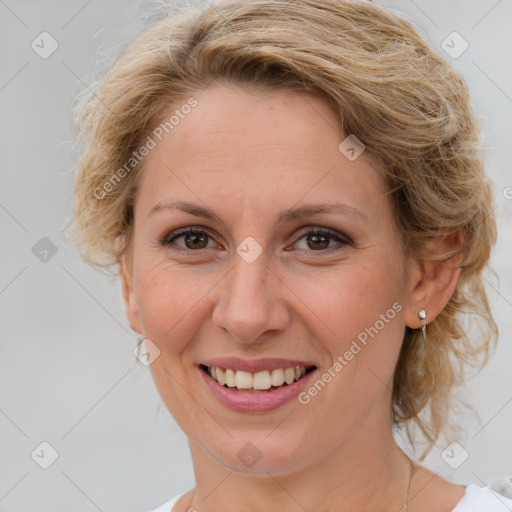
186 418 413 512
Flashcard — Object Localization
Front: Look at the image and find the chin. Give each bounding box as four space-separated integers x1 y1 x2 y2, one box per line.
205 434 311 477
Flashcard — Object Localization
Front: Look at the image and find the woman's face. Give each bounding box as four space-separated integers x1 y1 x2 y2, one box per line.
122 82 418 475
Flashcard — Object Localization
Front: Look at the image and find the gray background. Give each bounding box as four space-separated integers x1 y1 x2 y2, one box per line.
1 1 511 511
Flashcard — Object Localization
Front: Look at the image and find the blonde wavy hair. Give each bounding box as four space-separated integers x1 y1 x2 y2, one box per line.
68 0 498 459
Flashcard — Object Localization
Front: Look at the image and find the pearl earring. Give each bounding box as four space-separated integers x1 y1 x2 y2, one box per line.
418 309 427 340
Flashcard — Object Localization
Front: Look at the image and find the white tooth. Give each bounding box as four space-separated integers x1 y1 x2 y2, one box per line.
225 368 236 387
253 370 272 390
235 370 253 389
284 367 295 385
212 366 306 389
216 367 226 386
271 368 285 386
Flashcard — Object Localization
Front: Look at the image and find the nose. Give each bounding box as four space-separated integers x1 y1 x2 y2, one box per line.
212 253 291 344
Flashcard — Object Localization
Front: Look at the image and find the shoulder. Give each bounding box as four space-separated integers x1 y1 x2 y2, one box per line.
409 462 512 512
451 484 512 511
147 481 512 512
147 490 187 512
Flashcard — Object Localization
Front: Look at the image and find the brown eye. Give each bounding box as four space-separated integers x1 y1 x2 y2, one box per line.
183 231 209 249
162 228 216 251
306 233 330 250
293 228 350 253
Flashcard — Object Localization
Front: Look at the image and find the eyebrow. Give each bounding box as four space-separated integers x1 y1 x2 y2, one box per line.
148 200 366 223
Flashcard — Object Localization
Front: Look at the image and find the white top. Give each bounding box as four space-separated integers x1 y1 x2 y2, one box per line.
149 484 512 512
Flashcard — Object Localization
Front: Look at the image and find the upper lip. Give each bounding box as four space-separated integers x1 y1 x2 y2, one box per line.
200 357 317 373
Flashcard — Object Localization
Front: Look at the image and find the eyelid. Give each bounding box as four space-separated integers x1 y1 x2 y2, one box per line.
293 225 353 245
163 225 213 242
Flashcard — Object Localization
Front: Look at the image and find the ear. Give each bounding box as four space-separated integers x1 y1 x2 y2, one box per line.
403 233 464 329
118 249 142 335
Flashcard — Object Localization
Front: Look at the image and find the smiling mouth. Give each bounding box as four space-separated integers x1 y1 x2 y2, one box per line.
200 364 317 392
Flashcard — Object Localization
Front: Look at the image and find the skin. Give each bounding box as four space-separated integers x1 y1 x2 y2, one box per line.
120 82 466 512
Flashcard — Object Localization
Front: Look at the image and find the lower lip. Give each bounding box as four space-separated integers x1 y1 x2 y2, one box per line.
199 366 317 413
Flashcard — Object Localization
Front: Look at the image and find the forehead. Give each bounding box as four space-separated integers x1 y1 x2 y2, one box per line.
136 82 389 218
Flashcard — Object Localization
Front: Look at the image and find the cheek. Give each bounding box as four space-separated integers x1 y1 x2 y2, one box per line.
291 256 407 402
292 257 404 343
292 262 405 419
134 258 219 353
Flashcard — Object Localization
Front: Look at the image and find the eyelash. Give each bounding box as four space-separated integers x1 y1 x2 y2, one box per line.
160 226 351 255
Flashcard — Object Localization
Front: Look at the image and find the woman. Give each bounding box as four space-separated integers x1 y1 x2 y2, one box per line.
68 0 511 510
